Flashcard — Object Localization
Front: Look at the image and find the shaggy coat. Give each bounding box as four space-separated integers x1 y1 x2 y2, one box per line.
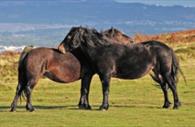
58 27 181 110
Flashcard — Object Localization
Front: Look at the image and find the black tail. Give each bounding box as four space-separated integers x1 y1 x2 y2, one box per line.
171 50 187 85
18 45 34 103
178 67 187 85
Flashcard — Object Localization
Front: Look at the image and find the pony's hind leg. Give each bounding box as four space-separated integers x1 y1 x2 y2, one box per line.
160 82 171 108
10 83 24 112
24 79 37 112
163 73 181 109
151 69 171 108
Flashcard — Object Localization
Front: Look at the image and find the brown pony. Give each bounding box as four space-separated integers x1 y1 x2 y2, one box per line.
10 46 81 112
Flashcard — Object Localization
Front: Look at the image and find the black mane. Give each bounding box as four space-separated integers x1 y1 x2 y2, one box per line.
77 26 111 48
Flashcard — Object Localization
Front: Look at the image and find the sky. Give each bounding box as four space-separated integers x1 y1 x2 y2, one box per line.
116 0 195 7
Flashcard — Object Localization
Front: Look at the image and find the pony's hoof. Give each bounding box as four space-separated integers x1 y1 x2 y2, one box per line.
162 102 171 108
10 103 16 112
78 104 91 110
10 108 16 112
26 105 35 112
173 102 181 109
28 108 35 112
173 106 179 109
99 104 109 111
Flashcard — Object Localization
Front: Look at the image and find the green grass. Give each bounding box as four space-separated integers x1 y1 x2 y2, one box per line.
0 44 195 127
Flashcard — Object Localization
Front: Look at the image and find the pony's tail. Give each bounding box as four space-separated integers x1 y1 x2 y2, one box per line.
18 84 26 105
18 45 34 103
171 50 187 85
178 66 187 86
19 45 34 65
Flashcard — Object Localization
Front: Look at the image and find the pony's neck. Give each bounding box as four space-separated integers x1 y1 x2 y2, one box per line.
71 48 92 65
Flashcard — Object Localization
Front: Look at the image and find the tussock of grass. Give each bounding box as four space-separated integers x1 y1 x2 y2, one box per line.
0 53 19 85
173 43 195 61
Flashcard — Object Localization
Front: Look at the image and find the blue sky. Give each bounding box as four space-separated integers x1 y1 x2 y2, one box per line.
116 0 195 7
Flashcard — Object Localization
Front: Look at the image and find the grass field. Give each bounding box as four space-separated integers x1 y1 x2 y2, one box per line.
0 43 195 127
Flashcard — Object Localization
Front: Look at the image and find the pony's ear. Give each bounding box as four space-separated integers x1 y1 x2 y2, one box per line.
96 31 103 38
109 27 115 37
78 26 84 33
78 28 85 42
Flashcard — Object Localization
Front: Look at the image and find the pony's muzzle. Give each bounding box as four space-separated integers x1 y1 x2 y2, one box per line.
58 43 66 54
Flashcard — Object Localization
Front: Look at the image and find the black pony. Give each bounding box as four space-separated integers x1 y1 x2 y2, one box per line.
58 26 181 110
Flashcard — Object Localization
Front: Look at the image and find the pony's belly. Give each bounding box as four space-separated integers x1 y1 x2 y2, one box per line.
44 71 80 83
113 65 153 79
113 72 147 79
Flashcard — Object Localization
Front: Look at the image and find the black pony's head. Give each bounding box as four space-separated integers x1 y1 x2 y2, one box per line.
58 26 108 53
58 26 84 52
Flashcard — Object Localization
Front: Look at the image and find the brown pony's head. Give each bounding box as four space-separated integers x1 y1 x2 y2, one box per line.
102 27 134 45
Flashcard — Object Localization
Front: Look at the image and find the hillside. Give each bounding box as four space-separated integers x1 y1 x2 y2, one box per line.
134 29 195 43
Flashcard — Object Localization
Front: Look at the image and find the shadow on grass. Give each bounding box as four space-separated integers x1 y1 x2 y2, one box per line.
0 105 77 112
68 104 162 111
111 104 162 109
0 104 162 112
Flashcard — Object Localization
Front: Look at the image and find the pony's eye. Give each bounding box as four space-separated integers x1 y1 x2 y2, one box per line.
67 36 71 39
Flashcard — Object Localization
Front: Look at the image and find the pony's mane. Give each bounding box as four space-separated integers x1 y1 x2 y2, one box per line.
79 27 111 47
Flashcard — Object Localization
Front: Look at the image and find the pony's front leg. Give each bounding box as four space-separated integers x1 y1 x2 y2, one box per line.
78 74 93 110
99 74 111 111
